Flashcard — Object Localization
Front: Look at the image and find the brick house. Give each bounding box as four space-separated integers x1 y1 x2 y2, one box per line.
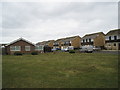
81 32 105 49
36 40 54 48
53 38 64 50
5 38 36 55
105 29 120 50
53 36 81 50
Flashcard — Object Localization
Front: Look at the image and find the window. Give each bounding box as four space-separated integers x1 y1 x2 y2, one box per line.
83 39 85 43
86 39 88 42
89 39 91 42
114 43 116 46
35 45 43 50
114 36 117 40
10 46 21 51
25 46 30 51
54 43 58 46
109 36 111 40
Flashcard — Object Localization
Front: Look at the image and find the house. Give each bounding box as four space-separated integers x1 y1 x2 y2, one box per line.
105 29 120 50
60 36 81 50
81 32 105 49
36 40 54 48
36 40 54 52
35 45 44 53
53 36 81 50
0 44 8 55
53 38 64 50
5 38 36 55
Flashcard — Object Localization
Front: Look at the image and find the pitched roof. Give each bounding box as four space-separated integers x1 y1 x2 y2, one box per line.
54 36 80 43
36 40 54 45
82 32 105 39
62 36 80 42
6 38 35 46
106 29 120 36
54 38 65 43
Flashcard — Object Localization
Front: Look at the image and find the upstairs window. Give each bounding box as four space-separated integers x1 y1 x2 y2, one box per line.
83 39 85 43
89 39 91 42
25 46 30 51
10 46 21 51
54 43 58 45
109 36 111 40
114 36 117 40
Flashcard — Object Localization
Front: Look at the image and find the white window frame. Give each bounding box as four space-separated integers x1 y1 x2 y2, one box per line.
10 46 21 51
25 46 30 51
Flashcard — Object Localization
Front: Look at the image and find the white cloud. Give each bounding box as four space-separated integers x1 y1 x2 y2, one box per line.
1 2 118 43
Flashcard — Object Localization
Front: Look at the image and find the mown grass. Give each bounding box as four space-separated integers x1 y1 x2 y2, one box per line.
2 52 118 88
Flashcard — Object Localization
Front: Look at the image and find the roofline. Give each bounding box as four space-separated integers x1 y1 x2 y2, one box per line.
82 32 105 38
36 40 55 45
6 38 35 46
54 35 81 42
106 29 120 36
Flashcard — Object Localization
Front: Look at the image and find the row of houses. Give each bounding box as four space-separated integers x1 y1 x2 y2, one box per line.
1 29 120 55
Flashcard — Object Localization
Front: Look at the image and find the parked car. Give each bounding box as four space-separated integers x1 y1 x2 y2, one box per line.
52 48 61 51
51 48 57 51
61 46 74 52
80 46 93 53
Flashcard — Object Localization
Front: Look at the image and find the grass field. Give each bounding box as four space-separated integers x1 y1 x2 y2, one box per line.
2 52 118 88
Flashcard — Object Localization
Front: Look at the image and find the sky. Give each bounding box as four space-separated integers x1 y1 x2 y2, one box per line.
0 1 119 44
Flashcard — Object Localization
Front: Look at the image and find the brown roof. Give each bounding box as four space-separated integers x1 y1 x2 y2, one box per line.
36 40 54 45
54 36 80 43
106 29 120 36
6 38 35 46
62 36 80 42
54 38 65 43
82 32 105 39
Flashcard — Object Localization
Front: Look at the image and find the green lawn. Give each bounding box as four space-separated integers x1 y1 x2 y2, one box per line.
2 52 118 88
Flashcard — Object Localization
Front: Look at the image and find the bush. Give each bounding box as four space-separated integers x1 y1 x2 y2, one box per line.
31 51 38 55
14 52 23 55
69 50 75 53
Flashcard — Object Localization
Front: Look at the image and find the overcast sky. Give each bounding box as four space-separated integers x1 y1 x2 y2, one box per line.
0 1 118 43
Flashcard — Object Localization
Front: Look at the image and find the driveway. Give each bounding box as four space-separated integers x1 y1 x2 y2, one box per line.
93 50 119 55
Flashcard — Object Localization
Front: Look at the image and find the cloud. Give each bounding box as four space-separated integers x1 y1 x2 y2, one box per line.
1 2 118 43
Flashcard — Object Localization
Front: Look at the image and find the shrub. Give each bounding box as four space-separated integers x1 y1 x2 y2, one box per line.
31 51 38 55
14 52 23 55
69 50 75 53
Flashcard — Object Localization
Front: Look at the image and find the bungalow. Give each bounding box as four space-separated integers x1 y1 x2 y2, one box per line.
53 36 81 50
81 32 105 49
5 38 36 55
105 29 120 50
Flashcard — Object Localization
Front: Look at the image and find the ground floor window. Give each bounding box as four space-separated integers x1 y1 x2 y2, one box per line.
114 43 116 46
25 46 31 51
10 46 21 51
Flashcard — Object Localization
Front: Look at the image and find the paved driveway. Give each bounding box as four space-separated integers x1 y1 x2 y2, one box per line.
93 50 119 55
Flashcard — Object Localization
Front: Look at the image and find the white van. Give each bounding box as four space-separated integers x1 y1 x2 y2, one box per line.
80 45 93 53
